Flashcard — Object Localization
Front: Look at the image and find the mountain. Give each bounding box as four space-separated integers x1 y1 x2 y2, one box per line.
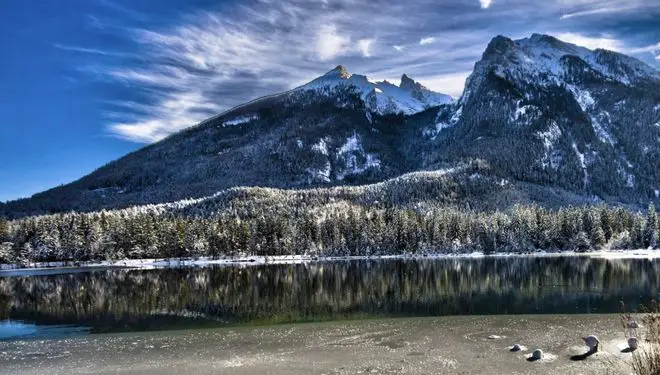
299 65 453 115
1 68 452 217
2 33 659 218
424 33 660 202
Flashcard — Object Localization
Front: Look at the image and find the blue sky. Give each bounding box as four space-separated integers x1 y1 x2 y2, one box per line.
1 0 659 202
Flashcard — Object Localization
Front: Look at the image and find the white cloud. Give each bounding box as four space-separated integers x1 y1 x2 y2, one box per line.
393 45 404 52
627 42 660 54
554 32 623 51
54 44 113 56
419 37 436 45
317 24 350 61
109 91 222 142
358 38 375 57
417 71 472 98
560 5 636 20
479 0 492 9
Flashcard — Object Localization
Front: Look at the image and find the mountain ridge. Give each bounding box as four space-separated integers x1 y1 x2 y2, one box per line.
2 33 659 218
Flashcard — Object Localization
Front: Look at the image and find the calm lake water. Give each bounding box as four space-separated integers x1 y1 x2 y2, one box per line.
1 256 659 340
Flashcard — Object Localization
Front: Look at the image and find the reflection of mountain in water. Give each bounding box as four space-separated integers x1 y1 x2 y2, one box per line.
1 257 659 333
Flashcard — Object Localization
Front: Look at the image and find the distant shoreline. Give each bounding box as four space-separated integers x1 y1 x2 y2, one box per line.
1 249 658 274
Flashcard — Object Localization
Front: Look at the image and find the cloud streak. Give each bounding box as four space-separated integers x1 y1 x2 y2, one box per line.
554 32 624 51
419 37 436 45
54 43 130 57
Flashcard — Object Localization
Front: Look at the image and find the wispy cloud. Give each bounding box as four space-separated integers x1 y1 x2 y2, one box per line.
98 0 150 22
54 43 131 57
419 37 436 45
419 71 472 98
77 0 658 143
628 42 660 54
317 24 350 61
358 38 375 57
554 32 624 51
559 5 638 20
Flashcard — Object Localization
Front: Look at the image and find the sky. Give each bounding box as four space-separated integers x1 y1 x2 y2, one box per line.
1 0 659 202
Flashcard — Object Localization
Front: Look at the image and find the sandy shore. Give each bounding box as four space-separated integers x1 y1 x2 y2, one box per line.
0 314 639 374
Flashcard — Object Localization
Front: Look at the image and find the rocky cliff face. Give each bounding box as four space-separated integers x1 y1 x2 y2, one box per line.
425 34 660 201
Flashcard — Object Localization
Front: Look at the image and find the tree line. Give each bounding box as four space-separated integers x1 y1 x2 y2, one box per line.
0 202 657 266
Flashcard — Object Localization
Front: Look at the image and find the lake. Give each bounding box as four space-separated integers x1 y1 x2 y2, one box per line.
1 256 659 340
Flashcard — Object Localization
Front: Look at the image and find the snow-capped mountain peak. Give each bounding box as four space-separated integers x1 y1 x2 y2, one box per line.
462 33 659 104
297 66 453 115
399 74 418 91
323 65 352 79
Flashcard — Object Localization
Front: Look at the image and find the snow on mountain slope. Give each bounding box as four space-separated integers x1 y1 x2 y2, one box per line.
298 65 453 115
463 33 659 104
447 33 660 201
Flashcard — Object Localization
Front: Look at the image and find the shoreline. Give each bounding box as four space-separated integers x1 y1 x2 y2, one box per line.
0 314 636 375
1 248 658 273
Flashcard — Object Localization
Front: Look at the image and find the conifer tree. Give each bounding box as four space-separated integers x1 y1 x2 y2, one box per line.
645 203 658 249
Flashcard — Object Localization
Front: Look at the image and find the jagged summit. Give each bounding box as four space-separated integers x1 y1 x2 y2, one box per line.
324 65 351 79
399 74 422 91
399 74 414 88
481 34 516 58
463 33 658 104
299 66 453 115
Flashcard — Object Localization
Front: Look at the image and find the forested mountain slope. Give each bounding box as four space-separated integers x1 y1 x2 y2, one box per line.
1 165 657 263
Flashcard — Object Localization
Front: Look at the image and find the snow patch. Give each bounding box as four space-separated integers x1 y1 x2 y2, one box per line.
567 85 595 112
424 122 453 140
296 139 303 149
450 106 463 124
11 251 660 274
336 133 381 180
590 112 615 145
615 100 627 110
339 133 361 155
537 123 562 169
514 104 533 120
312 138 329 156
223 114 258 126
572 142 589 188
307 161 331 183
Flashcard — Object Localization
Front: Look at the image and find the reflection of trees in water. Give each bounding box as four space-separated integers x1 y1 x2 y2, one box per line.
1 257 659 332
